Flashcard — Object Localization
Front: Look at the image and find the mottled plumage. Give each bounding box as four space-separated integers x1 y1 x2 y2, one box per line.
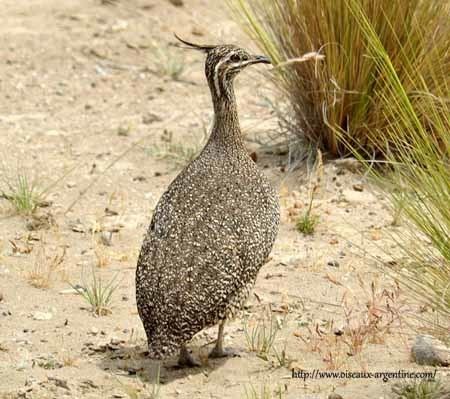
136 37 280 362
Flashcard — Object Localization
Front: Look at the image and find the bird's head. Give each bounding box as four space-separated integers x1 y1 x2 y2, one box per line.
175 34 271 101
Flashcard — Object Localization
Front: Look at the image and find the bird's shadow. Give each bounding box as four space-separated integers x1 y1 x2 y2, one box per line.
96 340 232 385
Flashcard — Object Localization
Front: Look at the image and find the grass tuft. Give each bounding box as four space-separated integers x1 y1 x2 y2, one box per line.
344 0 450 337
228 0 449 158
296 213 318 235
0 174 47 215
72 268 119 316
149 43 185 80
392 379 449 399
296 149 322 235
244 307 284 361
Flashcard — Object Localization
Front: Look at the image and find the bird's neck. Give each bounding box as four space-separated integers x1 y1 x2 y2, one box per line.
208 88 244 148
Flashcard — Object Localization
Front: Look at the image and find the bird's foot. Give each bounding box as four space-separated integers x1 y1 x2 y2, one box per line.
177 348 201 368
208 346 240 359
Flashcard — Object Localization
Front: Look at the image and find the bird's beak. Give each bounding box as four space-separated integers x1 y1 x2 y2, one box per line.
249 55 271 65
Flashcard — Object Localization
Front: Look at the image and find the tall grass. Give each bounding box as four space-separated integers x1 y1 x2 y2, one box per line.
344 0 450 336
229 0 449 157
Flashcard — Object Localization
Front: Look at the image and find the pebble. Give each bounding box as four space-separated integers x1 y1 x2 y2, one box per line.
100 231 113 246
352 183 364 192
48 376 70 390
328 394 343 399
90 327 99 335
327 260 340 268
32 311 53 321
411 334 450 366
142 112 162 124
117 125 130 136
168 0 184 6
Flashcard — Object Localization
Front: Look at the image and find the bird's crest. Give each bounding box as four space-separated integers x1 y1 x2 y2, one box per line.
174 33 216 52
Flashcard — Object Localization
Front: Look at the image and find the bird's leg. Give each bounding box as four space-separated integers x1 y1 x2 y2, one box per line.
209 320 236 358
177 344 201 367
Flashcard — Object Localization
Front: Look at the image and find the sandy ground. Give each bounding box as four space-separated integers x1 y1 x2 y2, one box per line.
0 1 448 398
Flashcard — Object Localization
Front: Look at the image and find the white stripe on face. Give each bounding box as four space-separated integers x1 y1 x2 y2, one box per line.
213 57 226 98
213 53 240 97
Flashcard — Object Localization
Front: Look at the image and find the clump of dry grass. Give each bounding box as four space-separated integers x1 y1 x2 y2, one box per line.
244 307 284 361
296 149 322 235
229 0 449 158
27 238 66 289
341 277 402 356
295 278 403 368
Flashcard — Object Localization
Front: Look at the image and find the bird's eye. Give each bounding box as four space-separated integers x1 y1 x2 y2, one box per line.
230 53 241 62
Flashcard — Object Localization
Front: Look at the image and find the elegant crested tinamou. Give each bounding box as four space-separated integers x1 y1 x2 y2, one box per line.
136 35 280 366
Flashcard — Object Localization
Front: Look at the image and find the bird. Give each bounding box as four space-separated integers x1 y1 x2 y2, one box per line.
136 35 280 367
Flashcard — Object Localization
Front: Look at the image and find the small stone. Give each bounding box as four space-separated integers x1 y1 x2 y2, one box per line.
105 207 119 216
110 337 123 345
168 0 184 6
109 19 129 32
0 292 3 302
328 394 343 399
352 183 364 192
48 376 70 390
142 113 162 124
327 260 339 268
117 125 130 136
191 27 204 36
334 158 362 173
32 311 53 321
25 377 38 386
100 231 113 246
69 221 85 233
90 327 99 335
79 379 99 390
412 334 450 366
